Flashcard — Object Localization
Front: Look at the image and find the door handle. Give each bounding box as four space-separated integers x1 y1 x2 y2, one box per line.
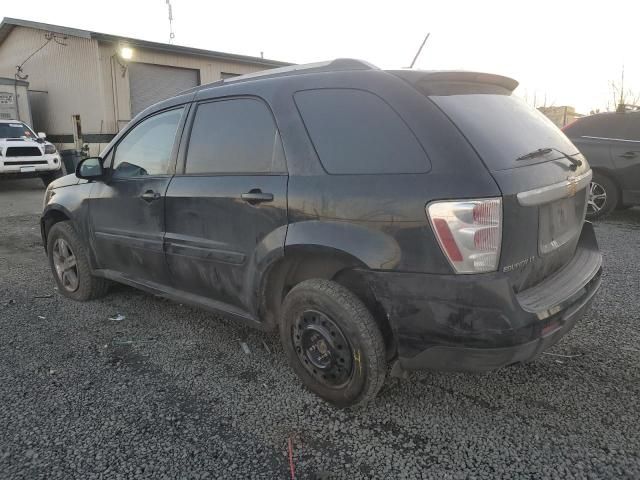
619 151 638 159
141 190 161 202
241 189 274 205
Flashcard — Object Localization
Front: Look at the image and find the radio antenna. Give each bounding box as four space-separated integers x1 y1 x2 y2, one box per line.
166 0 176 43
408 33 430 69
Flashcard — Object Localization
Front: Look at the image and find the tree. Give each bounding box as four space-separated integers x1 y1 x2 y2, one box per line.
608 66 640 111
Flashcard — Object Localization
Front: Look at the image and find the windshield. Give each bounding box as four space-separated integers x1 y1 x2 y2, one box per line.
428 93 579 171
0 122 37 140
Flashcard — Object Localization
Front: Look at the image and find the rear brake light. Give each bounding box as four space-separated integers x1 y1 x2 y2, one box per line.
427 198 502 274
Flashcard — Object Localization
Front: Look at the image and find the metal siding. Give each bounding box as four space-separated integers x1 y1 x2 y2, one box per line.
0 26 105 147
103 42 271 128
0 27 280 155
129 62 199 116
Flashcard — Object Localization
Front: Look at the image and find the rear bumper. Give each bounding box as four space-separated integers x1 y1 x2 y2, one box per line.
365 222 602 372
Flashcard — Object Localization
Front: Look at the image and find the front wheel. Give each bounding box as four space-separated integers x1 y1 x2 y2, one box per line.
586 172 618 220
279 279 387 408
47 221 110 301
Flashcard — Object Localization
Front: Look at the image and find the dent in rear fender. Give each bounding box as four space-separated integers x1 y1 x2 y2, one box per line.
285 220 402 269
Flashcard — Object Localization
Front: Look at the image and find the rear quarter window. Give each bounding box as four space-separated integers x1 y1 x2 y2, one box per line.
294 88 430 174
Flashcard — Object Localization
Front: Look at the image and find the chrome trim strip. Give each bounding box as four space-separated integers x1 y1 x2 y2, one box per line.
582 136 640 143
517 170 592 206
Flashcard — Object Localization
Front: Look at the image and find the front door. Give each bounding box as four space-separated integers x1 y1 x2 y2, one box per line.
89 107 186 285
164 97 288 313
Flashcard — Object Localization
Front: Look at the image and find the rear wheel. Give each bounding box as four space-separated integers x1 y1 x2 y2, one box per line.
586 172 618 220
47 221 110 301
279 279 386 408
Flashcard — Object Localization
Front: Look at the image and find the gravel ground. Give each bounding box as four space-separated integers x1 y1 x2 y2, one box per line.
0 205 639 479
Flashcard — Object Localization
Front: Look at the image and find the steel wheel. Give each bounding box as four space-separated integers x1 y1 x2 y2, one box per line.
52 237 79 292
587 181 607 216
292 309 354 388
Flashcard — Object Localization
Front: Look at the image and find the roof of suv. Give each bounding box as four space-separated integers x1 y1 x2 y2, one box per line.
179 58 519 96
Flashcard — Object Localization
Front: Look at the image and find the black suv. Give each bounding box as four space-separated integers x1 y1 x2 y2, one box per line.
563 109 640 219
42 59 602 407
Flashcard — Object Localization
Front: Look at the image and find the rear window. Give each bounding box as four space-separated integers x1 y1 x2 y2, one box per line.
294 89 429 174
563 113 627 138
428 92 579 171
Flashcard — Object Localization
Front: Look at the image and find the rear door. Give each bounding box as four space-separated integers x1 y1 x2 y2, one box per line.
89 107 186 286
164 97 288 312
610 114 640 202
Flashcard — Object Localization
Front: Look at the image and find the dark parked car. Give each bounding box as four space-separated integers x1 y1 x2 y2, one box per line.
41 59 602 407
563 109 640 219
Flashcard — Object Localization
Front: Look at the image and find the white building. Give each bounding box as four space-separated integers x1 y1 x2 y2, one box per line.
0 17 289 155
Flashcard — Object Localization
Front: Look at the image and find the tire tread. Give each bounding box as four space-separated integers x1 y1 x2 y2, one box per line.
281 278 387 407
47 221 110 301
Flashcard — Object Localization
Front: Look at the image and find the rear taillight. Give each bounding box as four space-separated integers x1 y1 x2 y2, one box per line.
427 198 502 274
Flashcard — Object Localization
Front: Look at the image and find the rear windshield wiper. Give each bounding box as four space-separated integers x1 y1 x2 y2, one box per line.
516 147 583 170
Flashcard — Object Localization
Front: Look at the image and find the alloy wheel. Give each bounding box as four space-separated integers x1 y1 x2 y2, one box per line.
52 238 79 292
587 181 607 215
292 310 354 388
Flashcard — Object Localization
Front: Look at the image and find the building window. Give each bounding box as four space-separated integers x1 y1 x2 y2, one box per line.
220 72 241 80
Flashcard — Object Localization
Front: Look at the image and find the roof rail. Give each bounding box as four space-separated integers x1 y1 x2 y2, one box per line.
182 59 377 94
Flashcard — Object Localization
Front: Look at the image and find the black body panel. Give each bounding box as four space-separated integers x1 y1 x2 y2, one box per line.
366 222 601 370
164 174 288 313
40 61 603 375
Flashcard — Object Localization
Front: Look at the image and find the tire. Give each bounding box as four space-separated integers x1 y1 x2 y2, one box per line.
47 221 110 301
41 170 62 187
279 279 386 408
586 172 618 220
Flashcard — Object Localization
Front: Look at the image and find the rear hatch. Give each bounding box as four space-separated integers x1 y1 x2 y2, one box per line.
392 71 590 291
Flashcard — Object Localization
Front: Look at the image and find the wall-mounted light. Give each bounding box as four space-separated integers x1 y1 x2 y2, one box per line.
113 45 133 77
120 46 133 60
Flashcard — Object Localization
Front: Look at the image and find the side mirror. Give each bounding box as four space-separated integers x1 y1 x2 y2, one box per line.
37 132 47 139
76 157 104 180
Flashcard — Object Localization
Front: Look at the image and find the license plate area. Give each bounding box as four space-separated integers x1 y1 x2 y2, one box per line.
20 166 36 173
538 190 587 255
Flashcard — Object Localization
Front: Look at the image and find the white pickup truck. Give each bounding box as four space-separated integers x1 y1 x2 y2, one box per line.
0 119 62 186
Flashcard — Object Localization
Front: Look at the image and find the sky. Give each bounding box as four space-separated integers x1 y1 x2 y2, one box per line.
3 0 638 114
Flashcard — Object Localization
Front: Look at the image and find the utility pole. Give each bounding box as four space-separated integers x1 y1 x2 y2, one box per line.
619 65 625 107
166 0 175 43
408 33 430 69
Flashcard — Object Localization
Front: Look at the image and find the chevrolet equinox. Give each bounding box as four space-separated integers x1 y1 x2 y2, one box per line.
41 59 602 407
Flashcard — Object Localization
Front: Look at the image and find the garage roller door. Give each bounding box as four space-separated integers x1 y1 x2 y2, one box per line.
129 63 199 116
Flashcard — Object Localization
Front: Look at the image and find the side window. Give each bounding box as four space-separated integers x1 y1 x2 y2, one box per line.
112 107 184 179
294 89 429 174
185 98 285 174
